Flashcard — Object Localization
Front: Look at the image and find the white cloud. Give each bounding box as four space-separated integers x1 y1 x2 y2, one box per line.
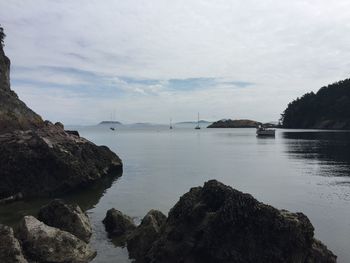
1 0 350 123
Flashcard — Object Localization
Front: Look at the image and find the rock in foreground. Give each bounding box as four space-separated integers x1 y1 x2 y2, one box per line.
0 224 27 263
127 180 336 263
103 208 136 236
127 210 167 260
18 216 96 263
38 199 92 242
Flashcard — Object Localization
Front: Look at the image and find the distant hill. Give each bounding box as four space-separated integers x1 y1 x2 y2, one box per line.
281 79 350 129
98 121 122 125
207 119 260 128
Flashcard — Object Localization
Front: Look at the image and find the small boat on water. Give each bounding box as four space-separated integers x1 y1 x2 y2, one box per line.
110 127 115 131
170 118 173 129
195 112 201 130
256 125 275 137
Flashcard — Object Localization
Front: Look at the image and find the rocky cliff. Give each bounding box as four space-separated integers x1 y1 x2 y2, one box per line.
0 42 122 200
0 47 44 133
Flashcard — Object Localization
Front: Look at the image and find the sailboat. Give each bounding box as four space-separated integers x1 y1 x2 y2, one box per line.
169 118 173 129
110 111 116 131
195 113 201 129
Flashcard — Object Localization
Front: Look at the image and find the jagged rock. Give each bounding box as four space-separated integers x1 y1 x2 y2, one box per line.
103 208 136 236
131 180 336 263
38 199 92 242
18 216 96 263
0 224 28 263
0 40 122 200
127 210 167 260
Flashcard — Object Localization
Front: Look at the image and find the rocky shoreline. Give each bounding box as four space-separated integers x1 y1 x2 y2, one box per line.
102 180 336 263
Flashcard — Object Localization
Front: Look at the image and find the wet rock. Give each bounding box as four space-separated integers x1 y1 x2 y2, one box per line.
0 224 28 263
18 216 96 263
133 180 336 263
38 199 92 242
127 210 167 260
103 208 136 236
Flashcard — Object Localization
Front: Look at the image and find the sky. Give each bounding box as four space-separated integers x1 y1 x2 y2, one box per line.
1 0 350 124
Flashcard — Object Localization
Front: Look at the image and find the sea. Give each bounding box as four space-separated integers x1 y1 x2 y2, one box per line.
1 124 349 262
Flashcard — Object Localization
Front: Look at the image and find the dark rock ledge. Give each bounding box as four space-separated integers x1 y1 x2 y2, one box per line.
103 180 337 263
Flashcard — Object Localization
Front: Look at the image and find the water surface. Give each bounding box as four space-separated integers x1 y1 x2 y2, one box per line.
1 126 349 262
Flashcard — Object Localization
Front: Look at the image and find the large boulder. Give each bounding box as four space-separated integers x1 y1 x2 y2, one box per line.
18 216 96 263
103 208 136 236
38 199 92 242
127 210 167 260
0 40 122 200
0 224 28 263
132 180 336 263
0 123 122 199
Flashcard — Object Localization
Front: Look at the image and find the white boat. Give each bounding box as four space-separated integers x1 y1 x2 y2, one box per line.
256 126 275 137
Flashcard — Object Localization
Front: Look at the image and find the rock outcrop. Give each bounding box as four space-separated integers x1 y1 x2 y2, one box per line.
38 199 92 242
119 180 336 263
0 224 28 263
127 210 167 260
103 208 136 236
0 46 44 133
0 42 122 200
18 216 96 263
207 119 260 128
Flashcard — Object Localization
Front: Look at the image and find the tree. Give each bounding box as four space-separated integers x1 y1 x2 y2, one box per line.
0 25 5 47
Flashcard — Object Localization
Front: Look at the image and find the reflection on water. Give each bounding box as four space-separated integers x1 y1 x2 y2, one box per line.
0 171 122 226
283 131 350 178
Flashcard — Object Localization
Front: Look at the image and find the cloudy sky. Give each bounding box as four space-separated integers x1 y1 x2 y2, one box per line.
1 0 350 124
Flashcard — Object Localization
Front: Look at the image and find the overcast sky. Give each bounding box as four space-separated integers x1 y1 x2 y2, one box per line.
1 0 350 124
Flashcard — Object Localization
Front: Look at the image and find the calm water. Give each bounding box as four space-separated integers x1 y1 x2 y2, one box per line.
1 126 350 262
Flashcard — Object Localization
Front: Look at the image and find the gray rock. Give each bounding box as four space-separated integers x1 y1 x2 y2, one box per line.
38 199 92 242
0 224 28 263
103 208 136 236
18 216 96 263
127 210 167 260
133 180 336 263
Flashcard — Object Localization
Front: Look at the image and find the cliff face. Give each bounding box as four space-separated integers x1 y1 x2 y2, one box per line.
0 43 122 200
0 46 44 133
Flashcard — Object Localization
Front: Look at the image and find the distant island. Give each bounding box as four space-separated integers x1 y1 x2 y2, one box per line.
98 121 122 125
281 79 350 129
207 119 260 128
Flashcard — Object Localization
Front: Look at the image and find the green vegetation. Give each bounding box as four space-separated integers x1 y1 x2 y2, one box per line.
0 25 5 47
281 79 350 129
